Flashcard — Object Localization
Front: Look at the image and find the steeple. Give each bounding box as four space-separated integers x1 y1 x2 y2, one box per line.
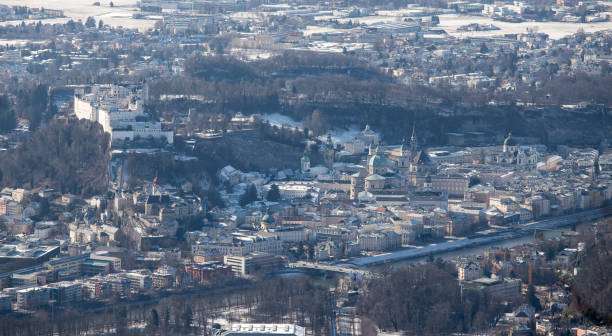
301 150 310 162
503 132 514 153
368 141 375 156
324 132 335 170
325 132 334 150
410 123 417 152
152 171 159 195
400 137 408 153
301 150 310 172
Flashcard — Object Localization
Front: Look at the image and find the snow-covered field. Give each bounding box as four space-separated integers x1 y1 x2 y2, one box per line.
261 113 303 129
438 13 612 39
0 0 156 30
3 1 611 38
310 12 612 40
261 113 370 145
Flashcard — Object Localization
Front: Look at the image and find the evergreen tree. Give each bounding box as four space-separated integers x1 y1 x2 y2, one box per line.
527 285 542 311
239 184 258 206
266 184 281 202
307 243 315 261
85 16 96 28
150 308 159 328
182 306 193 331
0 95 16 132
206 186 225 209
16 84 49 130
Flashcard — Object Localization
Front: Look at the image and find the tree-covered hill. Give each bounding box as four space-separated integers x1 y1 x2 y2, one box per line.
0 119 110 196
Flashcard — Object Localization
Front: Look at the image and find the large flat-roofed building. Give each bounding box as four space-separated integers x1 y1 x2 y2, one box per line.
220 323 305 336
16 286 50 310
414 174 470 197
0 245 60 265
465 276 521 300
223 252 285 276
47 281 83 305
44 254 90 275
358 231 402 251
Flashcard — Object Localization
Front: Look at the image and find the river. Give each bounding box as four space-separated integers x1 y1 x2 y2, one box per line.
379 228 566 271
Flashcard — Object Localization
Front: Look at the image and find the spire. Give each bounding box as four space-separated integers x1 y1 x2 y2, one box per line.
325 132 334 150
301 149 310 162
410 123 417 152
400 137 408 152
152 170 159 195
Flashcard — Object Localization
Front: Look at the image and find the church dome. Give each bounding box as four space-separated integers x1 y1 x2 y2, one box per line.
365 174 385 181
261 208 275 224
369 154 388 167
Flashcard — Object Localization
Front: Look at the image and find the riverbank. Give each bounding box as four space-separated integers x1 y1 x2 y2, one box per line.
345 206 612 268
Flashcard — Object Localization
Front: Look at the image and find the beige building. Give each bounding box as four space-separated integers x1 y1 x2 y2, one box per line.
457 261 483 281
223 252 285 276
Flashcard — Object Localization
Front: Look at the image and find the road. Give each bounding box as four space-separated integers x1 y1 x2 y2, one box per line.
289 261 373 277
345 207 612 267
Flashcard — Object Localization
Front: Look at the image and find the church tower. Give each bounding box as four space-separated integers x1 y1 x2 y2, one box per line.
323 132 335 170
410 123 417 155
301 150 310 173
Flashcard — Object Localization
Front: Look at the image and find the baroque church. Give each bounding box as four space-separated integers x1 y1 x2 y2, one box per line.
349 126 435 201
489 133 539 168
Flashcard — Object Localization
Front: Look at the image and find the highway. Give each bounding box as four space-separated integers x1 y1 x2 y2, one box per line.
345 207 612 267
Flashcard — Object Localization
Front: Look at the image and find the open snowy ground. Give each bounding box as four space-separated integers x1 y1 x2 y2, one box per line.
438 13 612 39
0 0 156 30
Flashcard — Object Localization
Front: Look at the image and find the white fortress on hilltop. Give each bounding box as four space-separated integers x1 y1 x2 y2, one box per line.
74 84 173 146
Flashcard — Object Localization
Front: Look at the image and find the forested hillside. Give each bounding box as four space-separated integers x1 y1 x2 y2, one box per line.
150 52 612 146
571 219 612 324
0 119 110 196
358 262 508 335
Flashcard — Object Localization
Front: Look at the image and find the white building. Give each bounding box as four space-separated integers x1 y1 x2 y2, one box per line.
74 84 173 146
278 184 311 199
221 324 305 335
